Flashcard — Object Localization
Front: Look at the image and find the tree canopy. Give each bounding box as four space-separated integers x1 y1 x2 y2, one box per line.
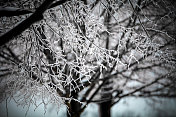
0 0 176 117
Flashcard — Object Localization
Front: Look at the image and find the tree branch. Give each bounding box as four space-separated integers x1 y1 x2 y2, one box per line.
0 0 68 47
0 6 33 17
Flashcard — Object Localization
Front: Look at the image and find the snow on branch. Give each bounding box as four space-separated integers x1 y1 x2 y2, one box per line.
0 0 176 114
0 0 68 47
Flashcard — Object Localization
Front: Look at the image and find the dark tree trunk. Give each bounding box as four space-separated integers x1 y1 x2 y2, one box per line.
99 1 112 117
99 79 112 117
99 100 111 117
67 92 81 117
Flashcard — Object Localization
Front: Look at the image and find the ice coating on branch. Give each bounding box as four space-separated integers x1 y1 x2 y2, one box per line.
0 0 176 113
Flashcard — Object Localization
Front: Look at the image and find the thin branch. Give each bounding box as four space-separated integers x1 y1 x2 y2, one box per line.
128 0 150 38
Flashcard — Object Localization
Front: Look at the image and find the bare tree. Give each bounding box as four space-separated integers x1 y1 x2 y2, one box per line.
0 0 176 117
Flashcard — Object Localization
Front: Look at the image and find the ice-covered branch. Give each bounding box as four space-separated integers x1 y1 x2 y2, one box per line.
0 0 68 47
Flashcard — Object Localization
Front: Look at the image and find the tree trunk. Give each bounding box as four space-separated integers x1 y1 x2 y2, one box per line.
67 92 81 117
99 100 111 117
99 79 112 117
99 1 112 117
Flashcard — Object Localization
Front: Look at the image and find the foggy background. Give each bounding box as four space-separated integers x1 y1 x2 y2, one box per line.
1 97 176 117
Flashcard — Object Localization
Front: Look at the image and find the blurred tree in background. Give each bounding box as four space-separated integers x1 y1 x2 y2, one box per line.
0 0 176 117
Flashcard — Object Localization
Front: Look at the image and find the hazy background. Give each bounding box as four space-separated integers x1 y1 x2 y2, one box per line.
0 97 176 117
